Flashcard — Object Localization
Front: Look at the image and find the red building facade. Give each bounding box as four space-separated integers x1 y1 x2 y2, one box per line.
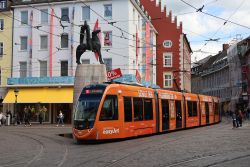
141 0 192 92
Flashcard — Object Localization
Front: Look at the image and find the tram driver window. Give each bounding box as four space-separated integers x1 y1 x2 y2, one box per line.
99 95 118 121
133 98 143 121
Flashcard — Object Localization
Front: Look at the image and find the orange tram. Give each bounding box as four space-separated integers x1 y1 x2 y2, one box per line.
73 83 221 141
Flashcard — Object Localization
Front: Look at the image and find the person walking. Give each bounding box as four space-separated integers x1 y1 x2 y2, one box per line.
24 107 31 126
247 107 250 120
57 111 64 127
38 107 43 124
0 111 3 127
232 111 237 129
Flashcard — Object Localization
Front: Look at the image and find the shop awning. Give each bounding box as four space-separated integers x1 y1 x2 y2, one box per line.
3 87 73 103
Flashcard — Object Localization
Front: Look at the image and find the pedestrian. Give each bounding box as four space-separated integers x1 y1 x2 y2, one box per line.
6 110 12 125
247 107 250 120
238 109 243 127
232 111 237 129
0 111 3 127
56 110 64 127
24 106 31 126
38 107 43 124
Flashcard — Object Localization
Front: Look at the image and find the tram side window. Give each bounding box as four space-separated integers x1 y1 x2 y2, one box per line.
215 103 219 115
175 100 182 118
187 101 193 117
187 101 198 117
124 97 132 122
144 98 153 120
99 95 118 121
193 101 197 116
134 98 143 121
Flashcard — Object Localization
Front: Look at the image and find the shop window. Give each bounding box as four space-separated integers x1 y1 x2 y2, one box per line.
124 97 132 122
133 97 143 121
61 60 68 76
21 11 28 25
144 98 153 120
100 95 118 121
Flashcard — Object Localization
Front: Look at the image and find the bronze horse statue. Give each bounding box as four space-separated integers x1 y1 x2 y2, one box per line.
76 21 104 64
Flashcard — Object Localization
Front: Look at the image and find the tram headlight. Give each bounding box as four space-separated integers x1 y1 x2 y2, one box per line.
118 90 122 94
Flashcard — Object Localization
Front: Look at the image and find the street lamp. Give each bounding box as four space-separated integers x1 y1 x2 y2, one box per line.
14 88 19 125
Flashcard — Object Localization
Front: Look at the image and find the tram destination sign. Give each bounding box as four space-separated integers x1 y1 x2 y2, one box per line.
107 68 122 80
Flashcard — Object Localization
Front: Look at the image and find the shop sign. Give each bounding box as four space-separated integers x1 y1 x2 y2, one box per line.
107 68 122 80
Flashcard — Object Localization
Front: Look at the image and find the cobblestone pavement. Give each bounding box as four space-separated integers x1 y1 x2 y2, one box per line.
0 118 250 167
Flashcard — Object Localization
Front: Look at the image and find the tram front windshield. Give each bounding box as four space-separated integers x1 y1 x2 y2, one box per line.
74 93 102 130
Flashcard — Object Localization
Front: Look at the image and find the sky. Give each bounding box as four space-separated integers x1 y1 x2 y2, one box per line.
161 0 250 62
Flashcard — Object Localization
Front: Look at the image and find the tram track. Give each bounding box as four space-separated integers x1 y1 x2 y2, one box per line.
0 132 45 167
4 130 69 167
73 122 230 167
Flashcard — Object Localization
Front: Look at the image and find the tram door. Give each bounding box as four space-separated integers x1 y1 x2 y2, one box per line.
162 100 170 131
175 100 182 129
205 102 209 124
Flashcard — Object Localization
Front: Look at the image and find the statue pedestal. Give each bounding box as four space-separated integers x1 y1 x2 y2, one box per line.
73 64 107 108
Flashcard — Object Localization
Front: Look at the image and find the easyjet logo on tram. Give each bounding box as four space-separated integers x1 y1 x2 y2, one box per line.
103 128 120 135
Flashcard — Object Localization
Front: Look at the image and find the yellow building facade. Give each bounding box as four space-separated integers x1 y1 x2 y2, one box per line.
0 10 12 86
0 0 13 112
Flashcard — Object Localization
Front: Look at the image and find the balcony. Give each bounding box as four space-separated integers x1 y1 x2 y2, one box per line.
7 76 74 85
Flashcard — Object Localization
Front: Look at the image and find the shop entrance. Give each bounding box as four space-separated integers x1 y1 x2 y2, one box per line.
54 104 72 124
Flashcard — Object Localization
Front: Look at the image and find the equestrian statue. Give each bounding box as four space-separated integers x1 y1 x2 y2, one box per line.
76 21 104 64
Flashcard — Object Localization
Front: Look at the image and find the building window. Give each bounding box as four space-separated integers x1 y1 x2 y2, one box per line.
82 6 90 21
0 42 3 57
40 35 48 50
40 61 47 77
81 59 90 64
20 62 27 78
0 0 7 9
40 9 48 24
61 8 69 22
163 52 172 67
0 19 4 31
61 34 68 48
104 4 112 18
163 72 172 88
61 60 68 76
20 36 28 51
21 11 28 25
104 58 112 71
103 31 112 47
99 95 118 121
